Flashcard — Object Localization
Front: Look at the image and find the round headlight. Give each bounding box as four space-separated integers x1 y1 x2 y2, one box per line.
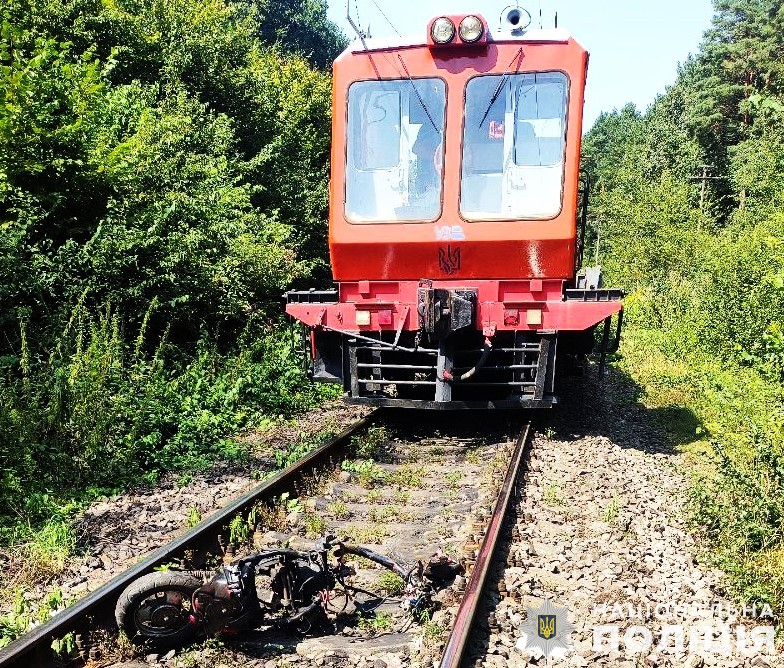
431 17 456 44
459 15 484 43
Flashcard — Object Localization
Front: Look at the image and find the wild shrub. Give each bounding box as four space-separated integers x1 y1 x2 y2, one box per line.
0 0 342 593
0 303 330 537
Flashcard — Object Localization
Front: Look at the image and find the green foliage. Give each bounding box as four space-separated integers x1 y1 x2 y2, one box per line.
1 33 308 334
279 492 304 514
341 459 388 488
390 464 425 489
0 588 70 648
583 0 784 616
1 0 335 337
325 500 349 520
0 0 338 559
683 1 784 155
602 496 620 524
374 570 405 596
618 330 784 610
357 610 394 634
186 507 201 528
272 424 342 470
250 0 348 69
0 303 325 540
350 425 389 460
418 613 447 647
445 471 461 488
51 632 76 661
729 127 784 211
228 512 251 545
302 513 326 538
0 591 35 648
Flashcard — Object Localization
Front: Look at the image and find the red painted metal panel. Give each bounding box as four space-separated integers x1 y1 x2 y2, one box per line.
329 238 576 281
286 279 621 333
328 37 588 283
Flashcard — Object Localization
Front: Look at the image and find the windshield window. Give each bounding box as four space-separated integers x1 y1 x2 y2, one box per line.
460 72 568 220
345 78 446 223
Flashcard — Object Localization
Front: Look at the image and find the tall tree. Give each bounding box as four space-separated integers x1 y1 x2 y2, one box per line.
0 0 335 339
682 1 784 171
251 0 348 69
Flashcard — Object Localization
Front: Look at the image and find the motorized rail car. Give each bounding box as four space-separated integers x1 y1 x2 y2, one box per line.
286 7 623 409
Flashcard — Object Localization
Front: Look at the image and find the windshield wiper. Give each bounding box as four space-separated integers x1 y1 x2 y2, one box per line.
478 47 523 128
397 54 439 132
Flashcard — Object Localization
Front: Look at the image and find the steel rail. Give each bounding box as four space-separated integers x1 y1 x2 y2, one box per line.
0 410 380 668
439 417 533 668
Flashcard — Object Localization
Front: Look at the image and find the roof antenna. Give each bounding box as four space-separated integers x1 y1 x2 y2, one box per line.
346 0 368 50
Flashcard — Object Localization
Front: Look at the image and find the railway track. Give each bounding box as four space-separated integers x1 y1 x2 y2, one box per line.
3 385 757 668
0 410 535 668
0 411 380 668
439 420 532 668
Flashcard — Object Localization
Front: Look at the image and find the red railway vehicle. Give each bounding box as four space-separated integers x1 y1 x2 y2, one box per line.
286 7 623 408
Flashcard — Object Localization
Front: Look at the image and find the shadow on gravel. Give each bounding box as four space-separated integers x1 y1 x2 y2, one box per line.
547 364 702 456
379 408 528 444
222 629 301 658
374 363 702 458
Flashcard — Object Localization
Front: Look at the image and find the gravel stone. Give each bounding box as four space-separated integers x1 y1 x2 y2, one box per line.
466 376 775 668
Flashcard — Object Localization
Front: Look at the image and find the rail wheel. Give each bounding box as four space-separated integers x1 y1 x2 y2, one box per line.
115 571 202 649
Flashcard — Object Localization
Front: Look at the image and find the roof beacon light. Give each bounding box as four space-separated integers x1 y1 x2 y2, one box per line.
431 17 456 44
459 15 484 43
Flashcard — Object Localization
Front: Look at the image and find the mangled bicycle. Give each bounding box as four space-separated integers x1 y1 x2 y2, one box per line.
115 535 462 649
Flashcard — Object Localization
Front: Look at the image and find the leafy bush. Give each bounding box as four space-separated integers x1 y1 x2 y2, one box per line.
351 426 389 460
0 303 329 538
0 0 342 554
341 459 389 488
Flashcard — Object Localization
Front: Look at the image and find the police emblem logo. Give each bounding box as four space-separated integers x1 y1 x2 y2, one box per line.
538 614 556 640
518 599 575 658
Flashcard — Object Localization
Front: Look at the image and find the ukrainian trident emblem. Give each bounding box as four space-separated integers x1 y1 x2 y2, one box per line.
437 245 461 275
538 614 556 640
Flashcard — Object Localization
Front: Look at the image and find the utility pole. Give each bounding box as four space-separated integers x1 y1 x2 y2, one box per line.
689 165 726 213
699 164 708 211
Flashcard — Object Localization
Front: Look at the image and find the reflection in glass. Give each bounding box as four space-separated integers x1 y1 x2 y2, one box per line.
345 79 446 222
461 72 568 220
